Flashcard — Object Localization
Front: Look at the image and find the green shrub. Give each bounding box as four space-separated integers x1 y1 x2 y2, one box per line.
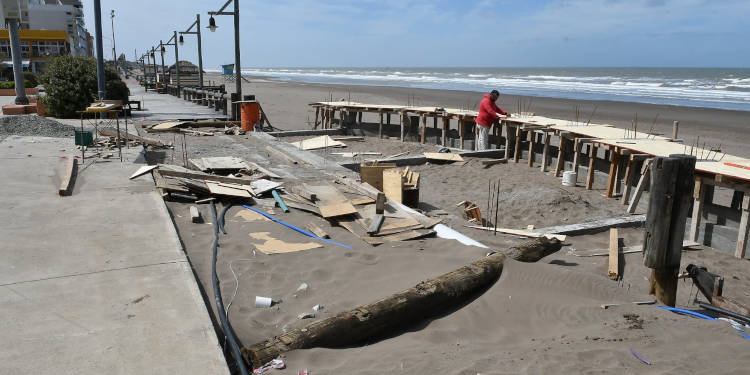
23 71 39 87
41 56 129 118
0 80 32 89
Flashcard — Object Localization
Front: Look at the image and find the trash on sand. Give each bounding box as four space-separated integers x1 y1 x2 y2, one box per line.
312 304 324 311
253 358 286 374
255 296 273 308
297 312 315 320
297 282 309 292
630 348 651 365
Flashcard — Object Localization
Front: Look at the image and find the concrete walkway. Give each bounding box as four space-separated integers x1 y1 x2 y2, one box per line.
127 79 226 121
0 136 229 374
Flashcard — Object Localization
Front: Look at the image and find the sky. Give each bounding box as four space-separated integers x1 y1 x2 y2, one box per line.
83 0 749 68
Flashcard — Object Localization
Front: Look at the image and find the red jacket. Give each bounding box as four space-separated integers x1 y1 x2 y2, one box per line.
476 94 508 127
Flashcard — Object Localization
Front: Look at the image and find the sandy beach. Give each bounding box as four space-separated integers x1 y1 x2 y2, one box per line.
202 73 750 159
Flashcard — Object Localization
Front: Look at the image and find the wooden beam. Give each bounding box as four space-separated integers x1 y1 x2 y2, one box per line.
690 179 706 242
157 169 258 186
58 157 78 196
586 145 598 190
572 138 581 180
190 206 201 223
513 125 522 163
605 147 621 198
375 192 386 214
534 214 646 236
735 195 750 259
621 157 635 205
367 213 385 235
420 114 427 144
540 132 551 172
400 112 405 142
608 228 619 280
306 222 330 239
459 117 465 150
627 159 653 214
433 115 438 144
441 117 448 146
313 107 319 129
554 134 566 177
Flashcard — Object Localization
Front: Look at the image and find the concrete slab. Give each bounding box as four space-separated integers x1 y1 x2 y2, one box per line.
127 79 225 121
0 136 229 374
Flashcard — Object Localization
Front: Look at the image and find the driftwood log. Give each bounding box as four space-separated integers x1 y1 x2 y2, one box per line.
242 237 562 367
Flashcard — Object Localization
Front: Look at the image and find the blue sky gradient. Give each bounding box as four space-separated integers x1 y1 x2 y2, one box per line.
84 0 749 68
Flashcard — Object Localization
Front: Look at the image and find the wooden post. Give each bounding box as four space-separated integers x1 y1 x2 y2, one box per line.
621 156 635 205
586 145 598 190
605 147 621 198
504 123 512 160
358 111 363 126
313 107 320 129
459 117 465 150
433 115 438 144
527 131 535 167
627 158 653 214
643 155 696 306
421 114 427 144
572 138 581 181
735 194 750 259
672 120 679 140
441 117 448 146
554 134 567 177
540 132 551 172
400 112 405 142
513 125 522 163
387 113 391 125
608 228 620 280
378 110 384 139
690 179 706 242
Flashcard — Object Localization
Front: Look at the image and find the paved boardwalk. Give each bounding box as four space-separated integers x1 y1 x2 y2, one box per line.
127 79 225 120
0 136 229 374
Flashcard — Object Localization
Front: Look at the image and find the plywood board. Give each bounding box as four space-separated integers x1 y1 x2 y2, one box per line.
251 179 282 195
205 181 252 198
129 165 157 180
151 121 188 131
201 156 250 170
249 232 322 254
360 163 396 191
288 135 346 150
383 168 404 203
466 225 566 241
424 152 464 162
305 184 358 218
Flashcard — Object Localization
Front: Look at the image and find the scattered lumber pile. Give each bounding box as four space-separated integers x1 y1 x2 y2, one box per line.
383 167 420 208
97 127 171 148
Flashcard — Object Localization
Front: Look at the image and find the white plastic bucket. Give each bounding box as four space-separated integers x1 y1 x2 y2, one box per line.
255 296 273 308
562 171 577 187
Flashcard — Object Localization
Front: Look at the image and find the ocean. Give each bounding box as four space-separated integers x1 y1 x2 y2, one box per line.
215 67 750 112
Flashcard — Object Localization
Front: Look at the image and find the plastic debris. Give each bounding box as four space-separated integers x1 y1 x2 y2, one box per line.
298 312 315 320
630 348 651 365
312 304 324 311
297 283 309 292
253 358 286 374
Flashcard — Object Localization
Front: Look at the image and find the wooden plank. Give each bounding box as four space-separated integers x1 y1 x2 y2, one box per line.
534 214 646 236
459 117 465 149
482 158 507 167
572 138 581 177
98 127 169 147
58 157 77 196
157 168 257 186
586 145 598 190
400 112 405 142
306 222 329 239
570 240 700 257
441 117 448 146
504 123 512 160
359 163 397 191
608 228 619 280
378 111 383 139
288 135 345 150
627 159 653 214
514 126 522 163
527 132 535 167
690 180 705 242
367 213 385 235
375 192 386 214
465 225 566 241
605 147 621 198
735 195 750 259
420 114 427 144
251 179 283 195
151 121 188 131
129 165 157 180
205 181 252 198
423 152 464 162
290 184 316 202
266 145 299 165
306 184 358 218
190 206 201 223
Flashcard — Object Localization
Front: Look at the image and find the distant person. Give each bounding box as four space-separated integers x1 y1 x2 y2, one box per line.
475 89 510 150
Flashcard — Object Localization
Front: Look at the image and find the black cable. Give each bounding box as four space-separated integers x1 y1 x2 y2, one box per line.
218 202 233 235
210 201 250 375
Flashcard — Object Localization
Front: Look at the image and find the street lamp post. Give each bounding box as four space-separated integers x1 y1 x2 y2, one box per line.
110 9 117 72
208 0 242 101
93 0 106 100
179 14 204 88
150 47 157 89
5 15 27 104
161 33 180 98
159 41 166 87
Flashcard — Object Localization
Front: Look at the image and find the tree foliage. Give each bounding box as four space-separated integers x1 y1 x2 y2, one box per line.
41 56 129 118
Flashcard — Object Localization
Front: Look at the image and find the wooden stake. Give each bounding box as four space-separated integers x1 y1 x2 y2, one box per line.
541 132 551 172
572 138 581 181
400 112 405 142
421 114 427 144
690 179 706 242
313 107 320 129
735 194 750 259
554 134 566 177
621 157 635 205
378 110 383 139
441 117 448 146
608 228 619 280
672 120 679 140
459 117 465 150
627 159 653 214
527 131 535 167
513 126 522 163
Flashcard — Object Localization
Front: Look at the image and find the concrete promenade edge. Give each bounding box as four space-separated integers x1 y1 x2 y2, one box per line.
0 136 229 374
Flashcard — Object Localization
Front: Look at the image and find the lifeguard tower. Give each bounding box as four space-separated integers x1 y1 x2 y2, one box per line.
221 64 235 82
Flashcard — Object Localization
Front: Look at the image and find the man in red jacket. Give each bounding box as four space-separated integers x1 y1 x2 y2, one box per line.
475 89 510 150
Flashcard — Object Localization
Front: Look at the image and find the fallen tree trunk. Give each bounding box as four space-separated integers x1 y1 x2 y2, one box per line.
241 237 561 367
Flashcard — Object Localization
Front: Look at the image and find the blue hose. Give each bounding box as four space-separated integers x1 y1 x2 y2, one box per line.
242 204 353 250
654 306 717 320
